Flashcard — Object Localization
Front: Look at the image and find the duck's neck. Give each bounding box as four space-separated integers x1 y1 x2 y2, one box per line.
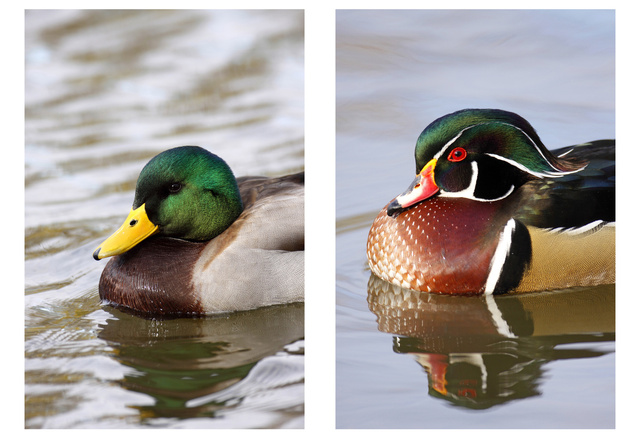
152 182 244 242
196 190 244 241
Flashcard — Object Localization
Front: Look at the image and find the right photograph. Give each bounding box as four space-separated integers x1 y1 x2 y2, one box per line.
336 9 615 428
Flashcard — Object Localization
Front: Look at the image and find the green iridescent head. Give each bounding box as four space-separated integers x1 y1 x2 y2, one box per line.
415 109 552 170
387 109 588 214
134 146 243 241
415 109 585 185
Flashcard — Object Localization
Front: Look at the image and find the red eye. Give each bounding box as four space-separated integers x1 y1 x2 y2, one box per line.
448 147 467 162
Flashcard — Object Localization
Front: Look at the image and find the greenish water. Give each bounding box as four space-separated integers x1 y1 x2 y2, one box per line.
25 10 304 428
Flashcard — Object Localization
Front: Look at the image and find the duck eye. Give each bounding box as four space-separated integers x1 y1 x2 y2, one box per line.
168 183 182 193
448 147 467 162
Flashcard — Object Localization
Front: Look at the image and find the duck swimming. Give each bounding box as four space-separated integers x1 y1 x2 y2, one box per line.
93 146 304 315
366 109 614 295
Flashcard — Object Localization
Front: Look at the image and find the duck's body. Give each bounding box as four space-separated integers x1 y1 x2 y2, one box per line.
94 146 304 315
366 109 614 295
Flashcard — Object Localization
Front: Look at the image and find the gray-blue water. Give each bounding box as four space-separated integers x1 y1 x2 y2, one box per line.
336 9 615 428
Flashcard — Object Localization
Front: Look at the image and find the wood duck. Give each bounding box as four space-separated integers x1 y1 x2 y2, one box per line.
366 109 615 295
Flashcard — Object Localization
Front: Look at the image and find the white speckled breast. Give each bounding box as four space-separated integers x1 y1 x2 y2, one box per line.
366 197 509 294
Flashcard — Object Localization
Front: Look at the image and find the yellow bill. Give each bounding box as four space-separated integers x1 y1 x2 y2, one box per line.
93 204 159 260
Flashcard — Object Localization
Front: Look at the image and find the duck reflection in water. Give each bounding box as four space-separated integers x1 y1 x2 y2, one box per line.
96 303 304 420
367 275 614 410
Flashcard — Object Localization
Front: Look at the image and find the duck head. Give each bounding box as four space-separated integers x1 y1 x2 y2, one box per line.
387 109 587 216
93 146 243 260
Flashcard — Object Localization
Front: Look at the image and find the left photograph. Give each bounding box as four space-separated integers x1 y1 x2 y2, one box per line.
25 10 304 428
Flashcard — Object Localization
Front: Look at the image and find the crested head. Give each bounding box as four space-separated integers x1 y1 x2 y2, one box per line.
134 146 243 241
414 109 583 175
387 109 589 215
414 109 535 171
417 109 586 196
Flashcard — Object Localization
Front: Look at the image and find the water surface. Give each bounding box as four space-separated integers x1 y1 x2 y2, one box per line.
336 9 615 429
25 10 304 428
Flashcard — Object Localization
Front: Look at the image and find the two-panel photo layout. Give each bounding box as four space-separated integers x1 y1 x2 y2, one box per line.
24 9 616 430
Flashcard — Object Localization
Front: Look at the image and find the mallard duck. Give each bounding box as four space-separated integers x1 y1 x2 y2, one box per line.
367 109 614 294
93 146 304 315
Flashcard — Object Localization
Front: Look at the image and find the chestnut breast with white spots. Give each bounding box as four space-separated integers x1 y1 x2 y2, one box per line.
366 197 511 294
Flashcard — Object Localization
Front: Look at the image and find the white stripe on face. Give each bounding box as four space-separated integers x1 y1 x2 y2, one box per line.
486 153 573 179
438 161 514 202
440 121 585 179
433 124 479 161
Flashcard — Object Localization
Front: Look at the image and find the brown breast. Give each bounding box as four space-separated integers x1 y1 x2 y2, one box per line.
99 237 206 315
366 197 512 294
